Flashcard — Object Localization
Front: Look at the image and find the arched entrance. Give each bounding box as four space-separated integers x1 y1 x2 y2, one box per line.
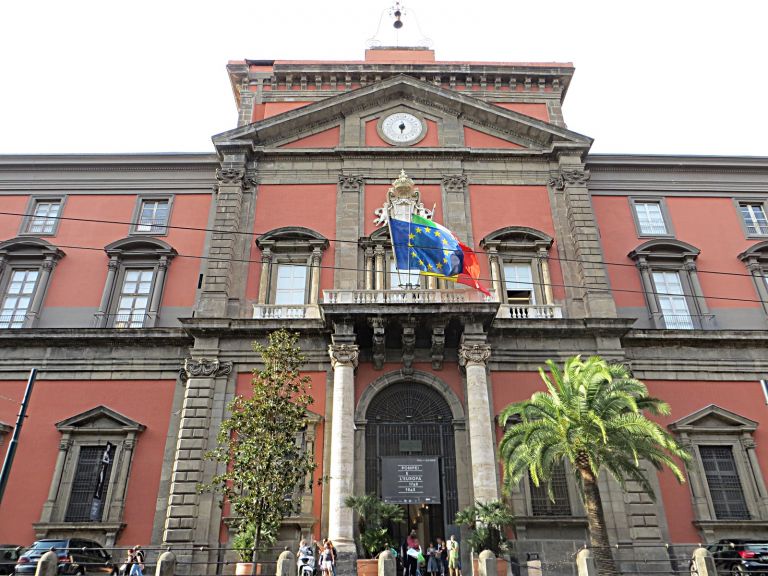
363 379 460 546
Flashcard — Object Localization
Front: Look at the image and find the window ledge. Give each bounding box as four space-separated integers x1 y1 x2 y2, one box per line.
33 521 125 542
252 304 321 320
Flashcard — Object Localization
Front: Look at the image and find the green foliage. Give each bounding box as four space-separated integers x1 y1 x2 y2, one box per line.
200 330 317 563
498 355 690 497
344 494 405 558
231 523 278 563
454 500 514 555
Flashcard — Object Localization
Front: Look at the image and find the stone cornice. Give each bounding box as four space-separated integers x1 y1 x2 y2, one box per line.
588 154 768 171
0 153 218 168
0 327 191 346
623 328 768 346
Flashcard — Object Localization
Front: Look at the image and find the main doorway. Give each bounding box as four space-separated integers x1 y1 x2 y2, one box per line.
364 381 459 548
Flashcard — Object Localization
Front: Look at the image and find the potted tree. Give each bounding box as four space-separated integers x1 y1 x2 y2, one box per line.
200 330 317 576
345 494 405 576
455 500 515 576
231 523 277 575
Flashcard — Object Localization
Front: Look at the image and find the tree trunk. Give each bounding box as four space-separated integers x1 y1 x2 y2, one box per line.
251 525 262 576
578 466 618 576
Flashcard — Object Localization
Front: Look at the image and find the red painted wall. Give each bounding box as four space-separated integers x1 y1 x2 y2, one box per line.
364 119 439 147
363 184 444 237
494 103 550 122
247 185 337 302
468 185 565 301
0 379 175 546
279 126 340 149
464 127 523 149
592 196 760 310
235 371 327 540
259 102 312 120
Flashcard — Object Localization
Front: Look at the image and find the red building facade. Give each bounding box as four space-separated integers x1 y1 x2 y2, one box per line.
0 47 767 574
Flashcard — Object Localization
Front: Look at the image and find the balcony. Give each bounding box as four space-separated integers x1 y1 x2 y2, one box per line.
498 304 563 319
252 304 321 320
323 288 488 305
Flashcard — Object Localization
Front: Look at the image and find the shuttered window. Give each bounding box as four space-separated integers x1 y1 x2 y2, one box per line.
700 445 750 520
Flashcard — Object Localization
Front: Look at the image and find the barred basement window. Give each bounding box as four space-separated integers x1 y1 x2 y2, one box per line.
529 462 572 516
699 445 750 520
64 445 115 522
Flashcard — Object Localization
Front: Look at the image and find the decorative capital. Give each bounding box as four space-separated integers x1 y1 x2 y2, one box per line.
180 358 233 382
547 175 565 191
459 344 491 366
243 171 259 190
561 168 591 186
328 344 359 369
741 436 757 450
442 174 468 193
107 258 120 272
216 167 245 185
41 258 56 271
339 174 364 192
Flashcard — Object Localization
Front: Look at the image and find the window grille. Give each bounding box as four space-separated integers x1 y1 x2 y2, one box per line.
740 203 768 236
700 445 750 520
27 200 61 234
0 269 39 328
530 461 572 516
64 446 115 522
634 202 668 235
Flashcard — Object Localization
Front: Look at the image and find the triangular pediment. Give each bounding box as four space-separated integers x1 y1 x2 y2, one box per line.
213 74 592 153
669 404 758 434
56 405 145 432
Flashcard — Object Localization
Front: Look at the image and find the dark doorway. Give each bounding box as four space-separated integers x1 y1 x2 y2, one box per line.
365 382 459 548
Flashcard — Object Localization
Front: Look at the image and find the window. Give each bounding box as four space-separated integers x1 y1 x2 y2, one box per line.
633 200 671 236
739 202 768 237
389 260 421 289
95 237 176 328
738 241 768 317
114 269 154 328
629 239 712 329
504 263 535 305
652 270 693 329
275 264 307 304
529 461 572 516
64 444 115 522
699 445 750 520
25 199 62 235
0 237 64 328
130 196 173 235
0 269 39 328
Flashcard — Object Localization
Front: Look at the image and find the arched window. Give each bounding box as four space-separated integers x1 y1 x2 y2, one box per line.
255 227 328 310
0 237 65 328
738 241 768 317
95 237 177 328
480 227 560 318
628 239 711 329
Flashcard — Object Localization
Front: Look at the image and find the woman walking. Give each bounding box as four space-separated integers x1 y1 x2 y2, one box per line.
320 541 335 576
426 542 439 576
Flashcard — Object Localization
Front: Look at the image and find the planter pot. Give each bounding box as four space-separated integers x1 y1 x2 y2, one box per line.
235 562 263 576
357 559 379 576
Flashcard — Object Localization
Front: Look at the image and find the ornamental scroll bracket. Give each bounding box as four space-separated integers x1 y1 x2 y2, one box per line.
373 169 434 227
179 358 233 382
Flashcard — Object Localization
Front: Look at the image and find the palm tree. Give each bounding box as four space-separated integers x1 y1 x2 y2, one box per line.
498 356 689 576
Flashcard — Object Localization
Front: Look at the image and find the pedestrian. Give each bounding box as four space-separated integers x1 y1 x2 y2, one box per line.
426 542 439 576
447 536 460 576
128 546 145 576
404 530 421 576
320 541 334 576
435 538 445 576
327 540 338 576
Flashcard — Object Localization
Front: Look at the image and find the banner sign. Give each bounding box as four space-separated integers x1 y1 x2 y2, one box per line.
381 456 440 504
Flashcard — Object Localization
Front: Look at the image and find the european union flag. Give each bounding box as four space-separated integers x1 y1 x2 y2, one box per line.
390 217 464 277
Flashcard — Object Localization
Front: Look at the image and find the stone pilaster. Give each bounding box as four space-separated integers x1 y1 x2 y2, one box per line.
550 160 617 318
441 174 473 247
327 343 359 558
163 358 232 574
459 343 499 504
336 175 363 290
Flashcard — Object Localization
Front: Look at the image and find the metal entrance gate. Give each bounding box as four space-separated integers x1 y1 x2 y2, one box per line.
364 382 459 542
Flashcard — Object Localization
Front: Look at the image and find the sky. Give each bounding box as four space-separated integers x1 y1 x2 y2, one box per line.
1 0 766 156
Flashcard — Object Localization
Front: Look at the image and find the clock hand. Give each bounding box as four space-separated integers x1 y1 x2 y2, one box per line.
399 122 406 133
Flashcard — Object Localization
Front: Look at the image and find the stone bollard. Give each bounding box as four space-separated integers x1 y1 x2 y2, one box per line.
575 548 597 576
35 550 59 576
478 550 497 576
155 551 177 576
692 547 718 576
378 550 396 576
277 550 297 576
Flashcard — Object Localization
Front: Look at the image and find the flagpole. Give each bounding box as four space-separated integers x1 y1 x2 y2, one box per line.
385 193 401 290
0 368 37 506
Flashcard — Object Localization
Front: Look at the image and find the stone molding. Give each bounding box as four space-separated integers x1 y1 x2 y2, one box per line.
328 344 359 369
338 174 364 192
215 167 245 184
179 358 233 382
442 174 468 192
459 344 492 366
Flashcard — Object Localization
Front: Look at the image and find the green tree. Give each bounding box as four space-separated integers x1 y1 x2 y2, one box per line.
454 500 515 556
498 356 689 576
345 493 405 559
201 330 316 570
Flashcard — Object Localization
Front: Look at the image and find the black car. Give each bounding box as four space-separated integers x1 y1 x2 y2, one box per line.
701 540 768 575
14 539 116 576
0 547 23 576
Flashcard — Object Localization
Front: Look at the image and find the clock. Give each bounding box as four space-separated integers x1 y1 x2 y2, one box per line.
380 112 425 145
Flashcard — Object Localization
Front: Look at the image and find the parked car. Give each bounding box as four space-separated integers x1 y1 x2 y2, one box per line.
14 539 116 576
697 540 768 575
0 546 23 576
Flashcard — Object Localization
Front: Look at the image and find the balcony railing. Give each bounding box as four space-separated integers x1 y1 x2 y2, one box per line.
323 288 489 305
93 312 154 328
252 304 321 319
652 313 716 330
499 304 563 319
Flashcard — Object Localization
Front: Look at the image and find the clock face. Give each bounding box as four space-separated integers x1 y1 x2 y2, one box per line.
381 112 424 144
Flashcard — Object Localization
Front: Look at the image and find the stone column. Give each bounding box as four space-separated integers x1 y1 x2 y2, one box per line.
459 344 499 503
746 259 768 314
487 248 503 302
684 258 711 318
258 247 272 303
163 358 232 574
27 256 56 326
742 436 768 516
147 256 169 326
374 245 386 291
538 249 554 305
309 248 322 304
637 259 661 320
96 257 119 327
40 437 71 521
336 175 364 290
327 344 359 553
365 247 375 290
